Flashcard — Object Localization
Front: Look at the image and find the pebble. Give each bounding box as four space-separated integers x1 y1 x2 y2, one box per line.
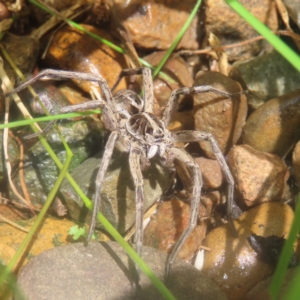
230 51 300 110
60 151 170 234
227 144 289 207
204 0 278 60
16 241 229 300
242 89 300 157
45 24 127 94
193 71 247 158
144 196 208 260
113 0 199 50
202 202 297 300
245 266 300 300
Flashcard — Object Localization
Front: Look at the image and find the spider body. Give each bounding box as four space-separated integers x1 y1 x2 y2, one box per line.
7 67 237 282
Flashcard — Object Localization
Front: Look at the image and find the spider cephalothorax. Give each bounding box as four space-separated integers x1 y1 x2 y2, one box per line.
8 67 237 283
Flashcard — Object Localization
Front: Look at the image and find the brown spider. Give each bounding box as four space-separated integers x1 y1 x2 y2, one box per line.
8 67 237 282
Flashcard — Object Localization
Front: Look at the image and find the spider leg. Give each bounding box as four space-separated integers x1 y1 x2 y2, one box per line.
164 147 202 282
171 130 237 237
128 142 145 283
111 67 154 113
87 131 119 242
5 69 118 115
162 85 243 127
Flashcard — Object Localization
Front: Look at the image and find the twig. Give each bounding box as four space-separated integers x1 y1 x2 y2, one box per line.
0 213 29 233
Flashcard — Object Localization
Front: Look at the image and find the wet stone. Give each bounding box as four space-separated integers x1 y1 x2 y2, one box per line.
10 119 104 206
113 0 200 50
245 266 300 300
60 150 170 234
2 33 39 85
242 89 300 157
227 145 289 207
144 197 208 261
202 202 297 300
16 241 229 300
193 71 247 158
231 51 300 110
45 24 127 94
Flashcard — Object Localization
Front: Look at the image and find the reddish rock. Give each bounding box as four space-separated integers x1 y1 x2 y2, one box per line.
144 194 219 260
112 0 200 50
227 145 289 207
45 24 127 94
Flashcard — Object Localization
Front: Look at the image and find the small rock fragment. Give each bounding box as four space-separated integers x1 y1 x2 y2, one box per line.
202 202 297 300
60 151 170 234
113 0 199 50
231 51 300 109
144 196 209 260
193 71 247 158
10 119 104 206
195 157 225 189
1 33 39 97
16 241 229 300
245 266 300 300
242 89 300 157
45 24 127 94
205 0 278 60
227 145 289 207
292 140 300 185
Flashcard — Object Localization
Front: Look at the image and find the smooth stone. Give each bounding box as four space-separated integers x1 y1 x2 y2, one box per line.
193 71 247 158
202 202 296 300
231 51 300 110
60 151 170 234
242 89 300 157
16 241 229 300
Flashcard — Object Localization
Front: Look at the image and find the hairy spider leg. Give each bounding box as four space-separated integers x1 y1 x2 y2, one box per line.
171 130 236 237
87 131 119 242
111 67 154 113
163 146 202 282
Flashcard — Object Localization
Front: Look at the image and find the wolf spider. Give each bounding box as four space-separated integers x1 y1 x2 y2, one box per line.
8 67 237 282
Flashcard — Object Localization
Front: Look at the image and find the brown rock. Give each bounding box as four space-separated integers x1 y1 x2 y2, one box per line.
144 194 216 260
205 0 278 60
195 157 225 189
202 202 296 300
245 266 300 300
113 0 199 50
228 145 289 207
45 24 127 94
242 89 300 157
292 140 300 185
193 71 248 158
